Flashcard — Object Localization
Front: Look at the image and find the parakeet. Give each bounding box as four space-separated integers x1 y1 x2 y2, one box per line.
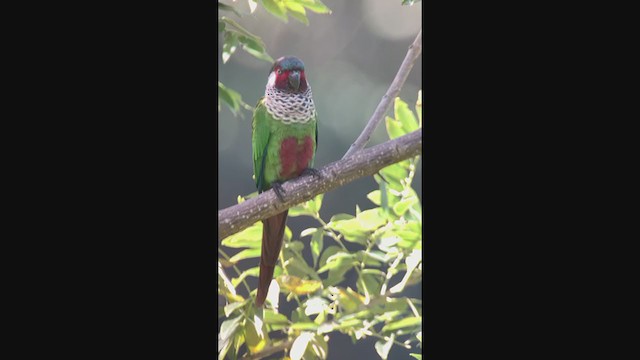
252 56 319 306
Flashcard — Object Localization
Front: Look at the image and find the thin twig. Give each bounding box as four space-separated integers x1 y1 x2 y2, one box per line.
342 30 422 159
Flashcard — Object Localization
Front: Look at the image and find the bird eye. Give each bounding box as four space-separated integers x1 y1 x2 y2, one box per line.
277 69 282 75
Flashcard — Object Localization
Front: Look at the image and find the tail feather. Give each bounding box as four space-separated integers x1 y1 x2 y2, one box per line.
255 210 288 307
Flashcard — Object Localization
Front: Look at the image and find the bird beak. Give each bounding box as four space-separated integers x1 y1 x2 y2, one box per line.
289 71 300 90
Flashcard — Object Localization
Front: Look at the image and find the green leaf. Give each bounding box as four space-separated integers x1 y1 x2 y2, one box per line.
284 0 309 25
263 309 290 324
219 2 242 17
221 17 263 43
288 204 313 217
221 222 262 248
218 81 250 116
402 0 422 5
229 248 261 263
261 0 288 22
224 300 246 317
222 31 239 63
287 240 305 253
308 193 324 214
290 331 315 360
375 333 395 360
367 190 382 206
231 266 260 287
393 195 418 217
328 213 355 222
327 217 369 245
219 315 242 358
296 0 332 14
381 316 422 333
318 245 341 269
238 35 274 63
394 97 419 134
409 354 422 360
310 229 324 268
357 272 382 299
287 254 321 280
290 322 319 330
356 208 387 231
319 252 358 286
385 116 405 140
218 21 225 33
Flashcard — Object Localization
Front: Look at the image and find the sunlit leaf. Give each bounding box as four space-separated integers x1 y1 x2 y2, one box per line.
304 296 328 316
277 275 323 295
287 240 305 253
261 0 288 22
219 315 242 360
221 221 262 248
318 245 341 269
385 116 405 140
367 190 382 206
266 279 280 309
409 354 422 360
248 0 258 13
224 300 246 317
310 229 324 268
296 0 332 14
229 248 261 263
290 322 319 330
290 331 315 360
381 316 422 333
394 97 419 134
356 208 387 231
218 261 237 297
244 316 268 354
264 309 289 324
389 250 422 293
308 193 324 214
375 333 395 360
284 0 309 25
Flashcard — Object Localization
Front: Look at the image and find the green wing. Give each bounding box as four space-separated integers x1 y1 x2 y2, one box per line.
252 99 271 192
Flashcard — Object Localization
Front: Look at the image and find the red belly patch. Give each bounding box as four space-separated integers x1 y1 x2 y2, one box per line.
279 136 314 179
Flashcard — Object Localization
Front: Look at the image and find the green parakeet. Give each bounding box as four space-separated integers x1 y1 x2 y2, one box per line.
252 56 319 306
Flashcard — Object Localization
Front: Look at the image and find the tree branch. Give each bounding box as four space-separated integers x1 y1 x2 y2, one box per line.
342 30 422 159
218 129 422 240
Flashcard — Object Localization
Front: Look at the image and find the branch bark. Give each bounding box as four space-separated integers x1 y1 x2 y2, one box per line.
218 129 422 240
342 30 422 159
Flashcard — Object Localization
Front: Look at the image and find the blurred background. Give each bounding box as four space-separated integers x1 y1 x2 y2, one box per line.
219 0 422 358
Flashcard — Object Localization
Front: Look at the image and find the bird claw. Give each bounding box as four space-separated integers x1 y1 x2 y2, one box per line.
302 167 322 179
272 182 286 202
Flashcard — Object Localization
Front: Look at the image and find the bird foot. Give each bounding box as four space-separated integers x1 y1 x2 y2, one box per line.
302 167 322 179
272 181 286 202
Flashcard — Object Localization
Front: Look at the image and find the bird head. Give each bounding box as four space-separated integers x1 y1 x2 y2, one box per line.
268 56 308 93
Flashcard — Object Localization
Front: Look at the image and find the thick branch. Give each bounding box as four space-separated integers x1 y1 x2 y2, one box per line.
242 339 294 360
342 30 422 159
218 129 422 240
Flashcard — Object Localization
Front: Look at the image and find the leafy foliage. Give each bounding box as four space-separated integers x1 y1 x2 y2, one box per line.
218 0 331 116
219 92 423 359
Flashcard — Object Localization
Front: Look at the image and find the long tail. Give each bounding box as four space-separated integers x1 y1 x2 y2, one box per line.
256 210 288 307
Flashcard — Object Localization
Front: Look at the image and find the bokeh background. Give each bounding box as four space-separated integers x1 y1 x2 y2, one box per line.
219 1 422 358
